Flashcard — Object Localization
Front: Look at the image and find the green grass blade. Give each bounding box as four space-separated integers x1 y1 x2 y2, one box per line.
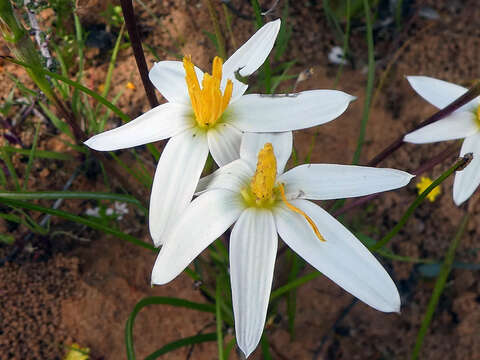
144 333 217 360
125 296 215 360
38 102 74 139
372 156 468 251
4 57 130 123
411 213 469 359
100 24 125 100
216 277 225 360
0 166 7 187
0 190 144 209
286 251 301 339
351 0 374 165
270 271 320 301
260 334 273 360
1 145 73 161
22 122 40 190
224 337 236 359
250 0 272 93
0 148 20 190
0 198 155 251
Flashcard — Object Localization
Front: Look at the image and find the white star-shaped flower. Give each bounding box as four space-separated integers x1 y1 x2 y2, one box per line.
84 19 355 246
403 76 480 205
151 132 414 357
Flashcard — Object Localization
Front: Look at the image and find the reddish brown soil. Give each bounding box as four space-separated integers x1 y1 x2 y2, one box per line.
1 1 480 359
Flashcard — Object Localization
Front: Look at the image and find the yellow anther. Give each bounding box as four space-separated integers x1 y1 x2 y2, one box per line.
183 56 233 128
278 184 326 242
250 143 277 201
416 176 441 202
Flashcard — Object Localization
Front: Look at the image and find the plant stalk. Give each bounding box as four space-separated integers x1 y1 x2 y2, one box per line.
119 0 159 108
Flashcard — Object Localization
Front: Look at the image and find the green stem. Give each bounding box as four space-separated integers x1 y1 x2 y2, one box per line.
216 277 225 360
205 0 226 60
411 213 469 359
352 0 374 165
372 156 470 251
125 296 215 359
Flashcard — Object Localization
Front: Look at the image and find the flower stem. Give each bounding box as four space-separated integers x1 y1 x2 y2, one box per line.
205 0 226 60
411 212 469 360
371 155 470 251
119 0 159 108
351 0 374 165
334 143 459 216
368 80 480 167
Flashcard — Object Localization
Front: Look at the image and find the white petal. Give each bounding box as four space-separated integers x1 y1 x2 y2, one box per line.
240 132 293 174
196 159 254 194
149 61 204 104
230 90 355 132
84 103 193 151
151 190 244 284
403 111 478 144
274 200 400 312
222 19 281 84
207 123 243 167
230 208 277 358
407 76 478 111
149 128 209 246
278 164 414 200
453 132 480 205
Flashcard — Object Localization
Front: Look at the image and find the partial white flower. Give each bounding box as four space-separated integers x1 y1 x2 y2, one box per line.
152 132 414 357
84 19 356 246
403 76 480 205
328 46 347 65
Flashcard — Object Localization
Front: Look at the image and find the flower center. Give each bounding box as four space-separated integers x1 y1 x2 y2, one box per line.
475 105 480 128
241 143 325 242
183 56 233 129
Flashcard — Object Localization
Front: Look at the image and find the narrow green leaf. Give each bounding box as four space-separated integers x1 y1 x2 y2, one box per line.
1 145 73 160
412 213 469 359
38 101 73 139
23 122 40 190
372 156 469 251
125 296 215 359
216 277 225 360
351 0 374 165
0 148 20 190
0 191 144 211
4 57 130 123
224 337 236 359
0 233 15 244
270 271 320 301
260 334 273 360
0 198 155 251
144 333 217 360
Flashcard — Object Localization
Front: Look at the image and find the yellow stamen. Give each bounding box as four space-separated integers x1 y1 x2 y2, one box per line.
250 143 277 201
278 183 326 242
416 176 441 202
183 56 233 128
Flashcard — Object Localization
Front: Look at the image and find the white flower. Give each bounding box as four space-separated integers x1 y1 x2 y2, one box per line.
151 132 414 357
403 76 480 205
84 19 355 246
328 46 347 65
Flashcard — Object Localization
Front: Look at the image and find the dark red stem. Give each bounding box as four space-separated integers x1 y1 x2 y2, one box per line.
367 81 480 167
120 0 159 108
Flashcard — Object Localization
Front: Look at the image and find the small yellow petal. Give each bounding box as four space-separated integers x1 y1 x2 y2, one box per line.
64 343 90 360
126 81 136 90
416 176 441 202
